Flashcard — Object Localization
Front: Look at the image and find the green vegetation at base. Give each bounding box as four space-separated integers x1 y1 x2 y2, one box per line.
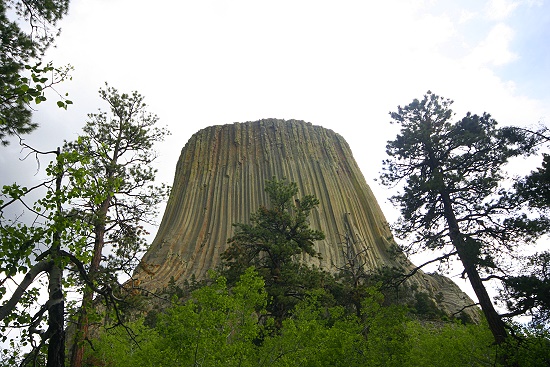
85 269 550 367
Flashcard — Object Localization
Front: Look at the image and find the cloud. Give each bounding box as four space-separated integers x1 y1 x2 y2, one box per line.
458 10 478 24
1 0 549 313
485 0 520 20
463 23 517 66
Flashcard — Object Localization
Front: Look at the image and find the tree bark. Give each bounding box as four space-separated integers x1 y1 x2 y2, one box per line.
46 263 65 367
440 190 508 344
423 133 508 344
70 196 111 367
69 294 89 367
0 261 52 321
47 149 66 367
71 105 122 367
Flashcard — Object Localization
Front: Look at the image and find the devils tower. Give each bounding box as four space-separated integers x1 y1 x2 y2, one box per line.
133 119 476 318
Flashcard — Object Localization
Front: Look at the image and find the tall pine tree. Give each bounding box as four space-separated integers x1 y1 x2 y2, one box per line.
380 91 540 344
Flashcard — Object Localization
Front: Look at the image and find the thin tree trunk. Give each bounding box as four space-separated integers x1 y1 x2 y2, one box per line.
70 123 121 367
69 290 91 367
441 191 507 344
70 198 110 367
48 149 65 367
47 263 65 367
424 139 508 345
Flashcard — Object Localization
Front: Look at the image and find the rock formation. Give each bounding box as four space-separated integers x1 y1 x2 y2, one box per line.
133 119 477 319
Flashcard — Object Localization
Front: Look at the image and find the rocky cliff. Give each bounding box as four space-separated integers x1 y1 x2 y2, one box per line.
133 119 476 319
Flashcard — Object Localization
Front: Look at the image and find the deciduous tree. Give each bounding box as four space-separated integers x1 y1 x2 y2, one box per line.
1 146 92 367
0 85 168 367
85 268 267 367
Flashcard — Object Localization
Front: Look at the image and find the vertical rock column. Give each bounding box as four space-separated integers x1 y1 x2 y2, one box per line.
134 119 410 291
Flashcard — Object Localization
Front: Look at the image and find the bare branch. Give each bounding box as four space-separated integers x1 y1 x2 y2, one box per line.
0 260 52 321
0 178 55 211
393 251 458 286
451 302 481 317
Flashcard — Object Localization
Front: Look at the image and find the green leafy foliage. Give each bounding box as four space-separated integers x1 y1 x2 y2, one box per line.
404 320 497 367
222 178 326 324
0 85 169 366
257 292 368 367
86 268 550 366
0 149 92 365
64 84 170 278
87 268 267 367
503 323 550 367
60 84 170 367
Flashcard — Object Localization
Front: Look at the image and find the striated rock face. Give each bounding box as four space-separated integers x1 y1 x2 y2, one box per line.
133 119 477 319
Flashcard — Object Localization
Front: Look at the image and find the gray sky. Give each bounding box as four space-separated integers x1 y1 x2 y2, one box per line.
2 0 550 297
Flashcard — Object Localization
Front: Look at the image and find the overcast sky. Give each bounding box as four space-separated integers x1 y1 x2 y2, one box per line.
2 0 550 293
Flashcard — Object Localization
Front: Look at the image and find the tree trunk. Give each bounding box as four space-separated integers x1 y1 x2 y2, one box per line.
48 150 65 367
441 191 507 344
457 250 507 344
69 290 91 367
70 198 110 367
423 137 508 344
71 125 120 367
47 263 65 367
